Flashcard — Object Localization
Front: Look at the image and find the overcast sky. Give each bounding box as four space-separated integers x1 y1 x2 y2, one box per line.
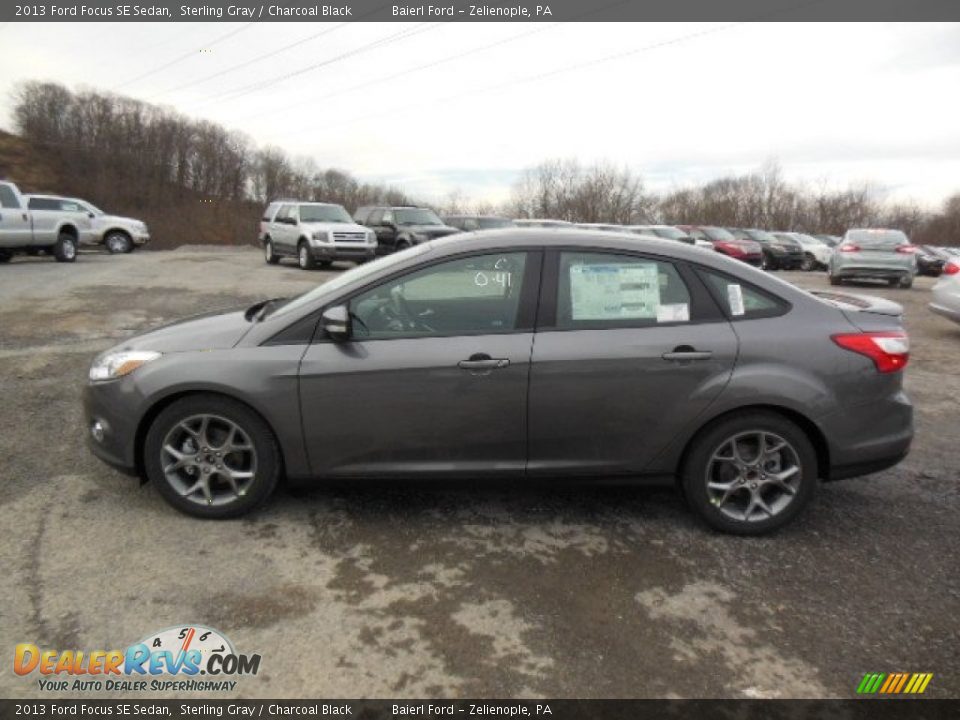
1 21 958 208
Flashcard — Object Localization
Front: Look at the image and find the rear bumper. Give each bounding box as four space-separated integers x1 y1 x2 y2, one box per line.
820 390 913 481
832 264 913 279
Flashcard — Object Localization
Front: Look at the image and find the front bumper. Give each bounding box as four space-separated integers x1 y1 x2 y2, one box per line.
83 381 141 476
309 242 376 261
133 232 150 246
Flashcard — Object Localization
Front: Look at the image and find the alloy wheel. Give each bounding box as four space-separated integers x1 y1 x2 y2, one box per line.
160 414 258 507
705 431 802 523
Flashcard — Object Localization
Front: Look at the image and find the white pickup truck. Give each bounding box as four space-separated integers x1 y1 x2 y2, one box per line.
0 180 81 262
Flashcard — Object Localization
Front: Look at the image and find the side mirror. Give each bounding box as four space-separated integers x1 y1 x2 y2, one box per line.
322 305 351 340
87 212 95 219
285 217 299 226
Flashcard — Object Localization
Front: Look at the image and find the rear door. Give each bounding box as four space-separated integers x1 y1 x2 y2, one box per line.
271 204 295 253
527 249 739 477
0 184 31 246
27 197 61 244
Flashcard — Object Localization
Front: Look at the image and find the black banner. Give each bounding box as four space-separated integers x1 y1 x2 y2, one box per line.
0 700 958 720
4 0 960 23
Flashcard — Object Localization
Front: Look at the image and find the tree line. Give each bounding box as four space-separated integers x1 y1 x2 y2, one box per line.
8 80 959 248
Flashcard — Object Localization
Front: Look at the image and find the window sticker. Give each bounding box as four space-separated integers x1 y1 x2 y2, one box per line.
727 283 746 316
656 303 690 323
570 263 660 320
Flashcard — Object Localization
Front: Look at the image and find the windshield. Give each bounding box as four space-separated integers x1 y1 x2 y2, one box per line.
396 208 443 226
703 227 737 242
845 229 909 248
81 202 105 215
478 217 515 229
299 204 353 223
748 230 779 243
267 244 432 320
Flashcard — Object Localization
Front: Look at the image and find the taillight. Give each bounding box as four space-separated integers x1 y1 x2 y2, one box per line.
943 261 959 275
839 244 860 252
832 331 909 373
896 245 918 254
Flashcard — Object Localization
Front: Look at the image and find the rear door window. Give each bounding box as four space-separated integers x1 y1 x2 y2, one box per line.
698 269 787 319
556 252 694 328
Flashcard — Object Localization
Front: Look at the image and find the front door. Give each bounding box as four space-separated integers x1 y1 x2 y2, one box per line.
299 250 540 477
528 250 738 476
0 185 32 247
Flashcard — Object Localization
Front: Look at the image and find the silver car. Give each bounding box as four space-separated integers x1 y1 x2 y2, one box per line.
929 258 960 324
829 229 918 288
84 229 913 534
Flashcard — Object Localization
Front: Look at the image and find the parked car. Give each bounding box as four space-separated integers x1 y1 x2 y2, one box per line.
728 228 803 271
814 234 841 248
677 225 762 266
828 229 917 288
513 219 573 228
938 246 960 257
626 225 713 249
260 200 377 270
929 259 960 325
915 245 949 277
357 206 458 254
84 229 912 535
443 215 516 231
775 232 833 271
0 181 80 263
67 197 150 253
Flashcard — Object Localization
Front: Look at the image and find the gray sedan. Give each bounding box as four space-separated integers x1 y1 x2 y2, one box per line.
84 230 913 534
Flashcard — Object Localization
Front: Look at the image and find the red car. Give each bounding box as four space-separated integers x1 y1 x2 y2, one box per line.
677 225 763 266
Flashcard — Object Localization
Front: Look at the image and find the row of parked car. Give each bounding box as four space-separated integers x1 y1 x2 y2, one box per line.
257 199 960 292
0 180 150 262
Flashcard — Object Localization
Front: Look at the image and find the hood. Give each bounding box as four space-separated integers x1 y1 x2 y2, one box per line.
111 308 254 354
404 224 459 238
99 214 146 226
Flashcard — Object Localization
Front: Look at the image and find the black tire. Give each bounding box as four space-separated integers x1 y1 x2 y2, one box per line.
800 254 816 272
144 394 281 519
681 411 818 535
828 274 841 286
297 241 316 270
0 251 11 264
264 239 279 265
899 275 913 289
761 253 777 272
53 233 77 263
104 231 132 255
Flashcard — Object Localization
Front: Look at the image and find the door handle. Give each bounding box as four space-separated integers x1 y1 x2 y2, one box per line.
458 353 509 370
662 345 713 362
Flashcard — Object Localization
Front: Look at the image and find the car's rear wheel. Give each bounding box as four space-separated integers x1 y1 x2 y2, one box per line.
105 231 132 254
53 233 77 263
681 412 817 535
298 242 315 270
761 254 776 271
264 239 279 265
828 273 841 286
800 254 816 272
899 275 913 289
144 395 280 519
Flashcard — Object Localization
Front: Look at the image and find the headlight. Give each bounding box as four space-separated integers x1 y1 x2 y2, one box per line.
367 231 376 244
311 230 331 243
89 350 161 382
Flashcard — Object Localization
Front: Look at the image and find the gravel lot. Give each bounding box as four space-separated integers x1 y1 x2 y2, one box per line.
1 246 957 699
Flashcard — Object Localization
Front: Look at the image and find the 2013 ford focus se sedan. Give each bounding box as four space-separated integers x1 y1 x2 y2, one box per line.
84 230 913 534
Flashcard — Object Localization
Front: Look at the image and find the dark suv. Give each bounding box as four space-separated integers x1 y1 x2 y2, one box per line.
355 206 459 254
729 228 804 271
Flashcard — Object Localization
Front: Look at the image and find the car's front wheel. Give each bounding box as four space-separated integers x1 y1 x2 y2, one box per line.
298 242 315 270
105 231 132 254
144 395 281 518
800 254 816 272
681 412 817 535
899 275 913 289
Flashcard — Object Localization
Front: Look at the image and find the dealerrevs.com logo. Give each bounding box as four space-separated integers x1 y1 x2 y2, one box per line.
14 625 261 692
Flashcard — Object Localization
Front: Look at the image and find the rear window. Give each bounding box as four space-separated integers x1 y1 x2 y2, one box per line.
29 197 61 210
845 229 909 248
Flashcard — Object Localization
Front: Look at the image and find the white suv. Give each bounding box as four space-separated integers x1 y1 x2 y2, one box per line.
260 200 377 270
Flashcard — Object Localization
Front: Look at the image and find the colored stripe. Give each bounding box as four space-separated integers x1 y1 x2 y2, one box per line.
880 674 897 693
856 674 873 694
869 673 886 693
894 674 910 693
917 674 933 694
903 674 919 693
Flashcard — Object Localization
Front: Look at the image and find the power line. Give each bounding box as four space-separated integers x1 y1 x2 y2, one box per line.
189 22 442 110
147 23 352 99
112 22 255 91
